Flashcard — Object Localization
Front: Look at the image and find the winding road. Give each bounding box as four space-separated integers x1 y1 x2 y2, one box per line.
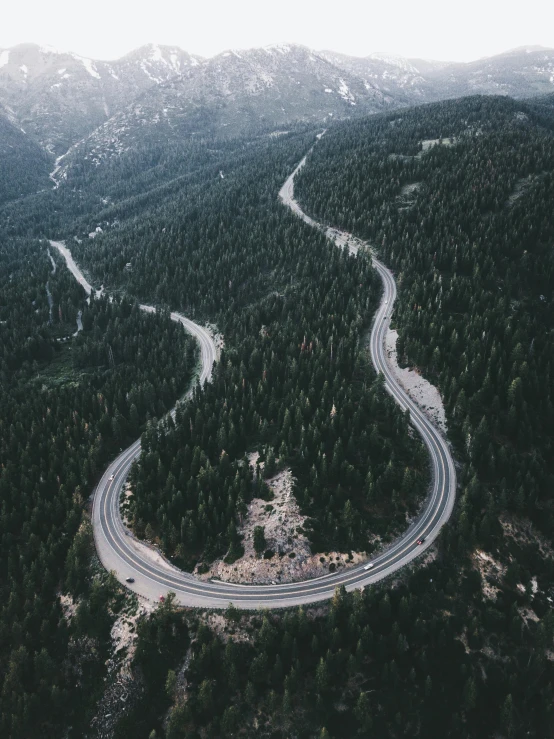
51 146 456 609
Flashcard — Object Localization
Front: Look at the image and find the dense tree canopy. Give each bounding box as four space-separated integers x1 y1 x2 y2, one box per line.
3 93 554 739
78 128 428 565
0 239 196 737
296 95 554 537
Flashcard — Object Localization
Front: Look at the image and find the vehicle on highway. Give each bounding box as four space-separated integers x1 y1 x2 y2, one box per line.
364 562 374 570
125 577 135 583
417 537 426 545
109 474 114 481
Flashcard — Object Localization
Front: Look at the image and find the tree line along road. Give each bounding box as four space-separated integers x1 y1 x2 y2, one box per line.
51 141 457 609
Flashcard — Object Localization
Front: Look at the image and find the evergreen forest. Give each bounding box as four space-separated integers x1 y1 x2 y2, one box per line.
1 93 554 739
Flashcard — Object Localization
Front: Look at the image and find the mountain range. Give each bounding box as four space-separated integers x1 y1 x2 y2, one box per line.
1 41 553 197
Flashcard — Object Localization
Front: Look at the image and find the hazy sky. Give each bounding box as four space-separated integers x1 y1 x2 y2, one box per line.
2 0 553 62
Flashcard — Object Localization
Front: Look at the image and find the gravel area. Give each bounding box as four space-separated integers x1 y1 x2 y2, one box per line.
385 328 448 434
198 459 366 584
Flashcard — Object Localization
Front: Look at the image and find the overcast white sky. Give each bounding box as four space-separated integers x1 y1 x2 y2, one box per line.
1 0 553 62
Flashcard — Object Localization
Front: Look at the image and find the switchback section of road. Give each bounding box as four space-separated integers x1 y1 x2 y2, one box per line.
52 145 456 608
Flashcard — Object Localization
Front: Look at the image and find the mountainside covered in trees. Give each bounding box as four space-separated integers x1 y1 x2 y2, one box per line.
0 43 202 155
1 42 554 191
295 94 554 532
88 92 554 739
0 235 197 736
0 105 51 205
0 124 428 736
79 95 554 738
44 128 428 566
2 83 554 739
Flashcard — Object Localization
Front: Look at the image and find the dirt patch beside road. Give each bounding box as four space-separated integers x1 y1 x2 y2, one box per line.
198 460 367 584
385 328 448 434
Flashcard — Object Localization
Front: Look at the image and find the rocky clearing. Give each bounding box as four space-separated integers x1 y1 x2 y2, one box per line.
473 549 506 601
59 585 152 738
385 328 448 435
197 457 367 585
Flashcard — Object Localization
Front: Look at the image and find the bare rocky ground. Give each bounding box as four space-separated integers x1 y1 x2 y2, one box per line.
108 596 153 677
397 182 421 211
385 328 448 435
196 456 368 584
60 581 152 738
420 137 456 153
87 595 152 738
472 515 554 610
500 513 554 560
472 549 506 601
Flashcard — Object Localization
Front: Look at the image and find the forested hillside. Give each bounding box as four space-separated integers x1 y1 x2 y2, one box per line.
0 110 51 206
0 126 429 737
120 572 554 738
295 95 554 534
55 129 428 565
0 238 197 737
104 94 554 739
3 88 554 739
130 248 426 566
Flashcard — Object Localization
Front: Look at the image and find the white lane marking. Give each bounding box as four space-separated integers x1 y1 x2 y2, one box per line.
57 140 456 607
96 246 451 600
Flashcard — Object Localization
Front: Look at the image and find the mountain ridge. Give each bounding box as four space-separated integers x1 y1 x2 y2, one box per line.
2 41 554 188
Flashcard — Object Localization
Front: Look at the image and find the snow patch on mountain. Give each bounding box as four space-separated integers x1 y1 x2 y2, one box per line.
149 44 163 63
81 57 101 79
338 78 355 104
140 61 162 83
0 50 9 68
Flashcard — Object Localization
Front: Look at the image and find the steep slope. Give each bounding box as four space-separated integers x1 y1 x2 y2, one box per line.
319 49 431 104
289 93 554 739
424 46 554 100
0 103 51 204
323 46 554 104
4 41 554 169
4 42 554 198
0 43 202 155
295 94 554 534
52 45 396 182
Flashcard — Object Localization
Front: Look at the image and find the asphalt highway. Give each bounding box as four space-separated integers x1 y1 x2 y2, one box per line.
55 149 456 609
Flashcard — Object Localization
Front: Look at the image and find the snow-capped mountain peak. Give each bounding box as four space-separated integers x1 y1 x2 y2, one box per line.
0 42 204 155
1 40 553 171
